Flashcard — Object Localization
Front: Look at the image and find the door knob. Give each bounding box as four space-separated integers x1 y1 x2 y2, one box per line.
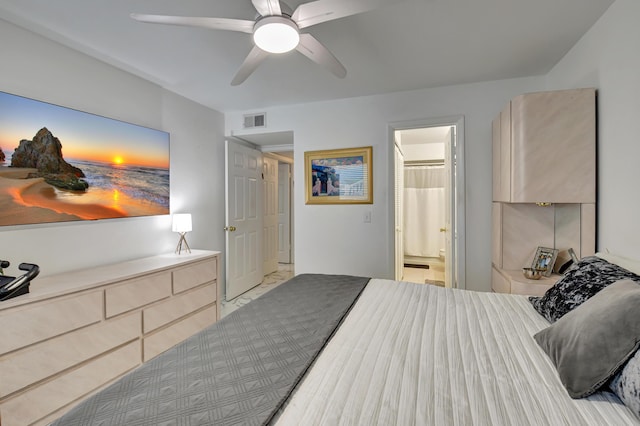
440 227 447 232
224 226 237 232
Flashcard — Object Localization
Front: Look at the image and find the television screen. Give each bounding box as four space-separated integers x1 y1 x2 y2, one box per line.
0 91 170 227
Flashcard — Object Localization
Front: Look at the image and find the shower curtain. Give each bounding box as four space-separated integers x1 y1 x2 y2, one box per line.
404 165 445 258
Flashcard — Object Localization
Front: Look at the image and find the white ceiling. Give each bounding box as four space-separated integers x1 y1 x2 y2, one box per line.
0 0 614 113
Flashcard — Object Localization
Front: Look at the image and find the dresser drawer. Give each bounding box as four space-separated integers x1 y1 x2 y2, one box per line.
0 313 140 398
0 341 140 426
143 305 216 362
172 258 217 294
105 271 171 318
143 283 216 333
0 291 102 355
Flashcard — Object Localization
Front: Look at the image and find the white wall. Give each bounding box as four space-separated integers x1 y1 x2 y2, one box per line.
227 76 542 292
0 19 226 282
545 0 640 260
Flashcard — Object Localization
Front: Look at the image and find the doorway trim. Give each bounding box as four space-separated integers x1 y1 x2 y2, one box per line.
388 115 466 289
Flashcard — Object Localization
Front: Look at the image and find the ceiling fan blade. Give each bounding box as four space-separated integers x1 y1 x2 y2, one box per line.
251 0 282 17
231 46 270 86
296 33 346 79
130 13 254 34
292 0 394 29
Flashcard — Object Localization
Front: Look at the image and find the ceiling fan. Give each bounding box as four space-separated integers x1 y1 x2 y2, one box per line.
131 0 392 86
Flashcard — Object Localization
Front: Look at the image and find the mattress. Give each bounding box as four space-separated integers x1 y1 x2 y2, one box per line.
274 278 639 425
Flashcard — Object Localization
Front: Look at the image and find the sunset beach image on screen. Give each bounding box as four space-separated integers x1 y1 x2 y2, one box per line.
0 91 169 227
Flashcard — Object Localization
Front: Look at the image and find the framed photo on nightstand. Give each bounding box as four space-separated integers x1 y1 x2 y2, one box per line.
531 247 559 277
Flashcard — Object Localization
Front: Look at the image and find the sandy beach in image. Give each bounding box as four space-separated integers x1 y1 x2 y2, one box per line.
0 167 166 226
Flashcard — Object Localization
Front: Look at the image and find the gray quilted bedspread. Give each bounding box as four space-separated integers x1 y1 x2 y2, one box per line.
51 273 370 426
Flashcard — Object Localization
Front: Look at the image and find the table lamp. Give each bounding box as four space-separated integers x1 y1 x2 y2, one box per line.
172 213 192 254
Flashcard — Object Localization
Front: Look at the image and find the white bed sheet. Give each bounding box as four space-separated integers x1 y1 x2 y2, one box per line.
275 279 639 425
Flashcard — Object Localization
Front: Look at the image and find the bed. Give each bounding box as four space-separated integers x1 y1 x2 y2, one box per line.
51 254 640 425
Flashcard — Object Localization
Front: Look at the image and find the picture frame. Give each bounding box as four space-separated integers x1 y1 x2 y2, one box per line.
0 90 169 227
531 246 559 277
305 146 373 204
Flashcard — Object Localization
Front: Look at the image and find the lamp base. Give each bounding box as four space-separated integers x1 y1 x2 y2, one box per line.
175 232 191 254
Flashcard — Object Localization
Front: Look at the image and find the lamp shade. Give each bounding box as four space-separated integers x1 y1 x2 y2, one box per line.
172 213 192 233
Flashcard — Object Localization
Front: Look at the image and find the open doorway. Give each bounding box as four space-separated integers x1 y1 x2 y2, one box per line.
390 117 465 289
399 126 449 285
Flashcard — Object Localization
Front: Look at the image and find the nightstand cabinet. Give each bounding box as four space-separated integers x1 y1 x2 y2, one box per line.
491 88 596 295
492 267 560 297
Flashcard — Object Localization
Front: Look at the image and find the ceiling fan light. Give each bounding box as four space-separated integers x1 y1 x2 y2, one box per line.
253 16 300 54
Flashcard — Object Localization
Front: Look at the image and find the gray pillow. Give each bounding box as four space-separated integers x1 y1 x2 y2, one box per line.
534 279 640 398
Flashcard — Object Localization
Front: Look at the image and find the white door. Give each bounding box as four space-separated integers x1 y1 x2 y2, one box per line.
277 163 292 263
263 156 278 275
394 142 404 281
225 140 263 300
444 127 456 288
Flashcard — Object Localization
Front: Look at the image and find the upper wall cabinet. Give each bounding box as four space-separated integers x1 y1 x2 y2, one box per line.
492 88 596 203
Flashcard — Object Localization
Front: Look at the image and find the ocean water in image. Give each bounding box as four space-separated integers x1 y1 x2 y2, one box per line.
67 159 169 209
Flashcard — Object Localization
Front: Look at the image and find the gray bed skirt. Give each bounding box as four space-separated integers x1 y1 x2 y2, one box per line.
51 273 370 426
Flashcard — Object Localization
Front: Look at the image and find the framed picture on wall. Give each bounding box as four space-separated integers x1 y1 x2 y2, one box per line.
0 90 170 227
304 146 373 204
531 246 559 277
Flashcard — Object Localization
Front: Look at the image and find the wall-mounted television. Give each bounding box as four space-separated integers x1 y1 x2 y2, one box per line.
0 91 169 227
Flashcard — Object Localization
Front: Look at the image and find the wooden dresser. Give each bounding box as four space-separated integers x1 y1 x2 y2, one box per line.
491 88 596 294
0 250 220 426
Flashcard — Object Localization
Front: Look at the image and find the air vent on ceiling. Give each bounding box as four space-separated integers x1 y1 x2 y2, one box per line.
243 113 266 129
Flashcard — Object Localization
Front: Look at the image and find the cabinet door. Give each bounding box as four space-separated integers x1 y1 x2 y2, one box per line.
492 116 501 201
492 104 511 202
510 89 595 203
499 104 511 202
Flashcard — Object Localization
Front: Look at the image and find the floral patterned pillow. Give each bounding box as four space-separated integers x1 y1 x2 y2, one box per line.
529 256 640 323
610 349 640 419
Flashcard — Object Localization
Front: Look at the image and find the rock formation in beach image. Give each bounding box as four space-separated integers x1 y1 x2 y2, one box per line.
0 148 5 163
11 127 89 190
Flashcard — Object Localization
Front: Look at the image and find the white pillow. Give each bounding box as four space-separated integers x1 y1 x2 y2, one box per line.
596 251 640 275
